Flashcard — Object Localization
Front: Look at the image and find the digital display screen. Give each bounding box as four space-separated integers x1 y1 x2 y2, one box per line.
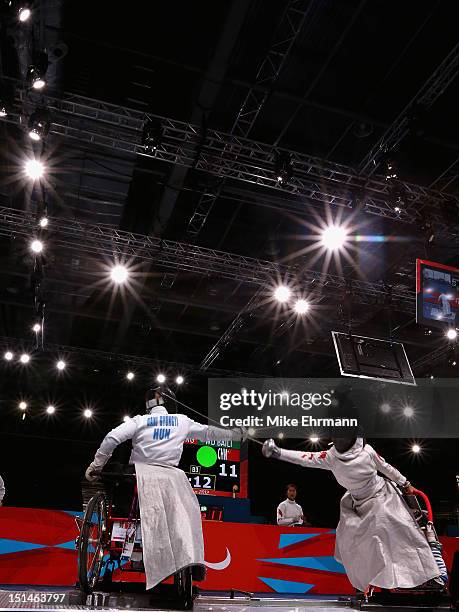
179 438 244 498
416 259 459 328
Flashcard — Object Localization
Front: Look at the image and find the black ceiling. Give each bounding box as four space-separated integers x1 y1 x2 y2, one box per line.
1 0 459 415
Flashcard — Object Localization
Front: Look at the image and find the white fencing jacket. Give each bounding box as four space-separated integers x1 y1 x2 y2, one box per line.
91 407 241 470
0 476 4 502
277 498 304 526
279 438 407 500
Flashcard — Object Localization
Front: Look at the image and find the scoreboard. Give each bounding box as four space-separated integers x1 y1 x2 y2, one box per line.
179 438 247 498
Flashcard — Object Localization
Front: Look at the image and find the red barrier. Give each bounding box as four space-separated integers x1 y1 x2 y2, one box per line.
0 507 458 594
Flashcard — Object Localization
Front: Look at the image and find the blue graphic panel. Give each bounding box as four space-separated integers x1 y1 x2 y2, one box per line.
0 539 46 555
54 540 76 550
258 577 315 593
258 555 346 574
279 532 333 549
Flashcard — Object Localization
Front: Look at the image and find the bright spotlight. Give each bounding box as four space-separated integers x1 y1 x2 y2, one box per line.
123 415 130 422
18 6 31 22
32 323 41 333
321 225 348 251
156 373 166 384
126 371 135 381
0 105 7 118
83 408 93 419
403 406 414 418
19 401 27 410
110 264 128 284
24 158 44 179
19 353 30 364
274 285 291 303
46 405 55 414
176 375 184 385
411 443 421 454
30 239 43 253
39 216 48 228
56 360 66 371
4 351 13 361
278 432 284 439
309 435 319 443
380 403 391 414
294 299 309 315
446 328 457 340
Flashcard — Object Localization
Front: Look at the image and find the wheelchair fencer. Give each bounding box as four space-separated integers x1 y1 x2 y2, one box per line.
76 465 197 610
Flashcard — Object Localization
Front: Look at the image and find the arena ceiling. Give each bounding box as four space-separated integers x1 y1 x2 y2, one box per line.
1 0 459 423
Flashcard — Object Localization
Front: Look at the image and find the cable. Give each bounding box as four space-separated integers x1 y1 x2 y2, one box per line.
161 391 264 446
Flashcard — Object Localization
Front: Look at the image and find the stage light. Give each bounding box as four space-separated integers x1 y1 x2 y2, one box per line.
430 375 434 379
321 225 348 251
110 264 128 284
56 360 66 371
39 216 48 228
248 427 256 437
18 5 31 21
27 52 48 90
309 435 319 443
126 371 135 381
19 401 27 410
30 239 43 253
0 104 7 118
274 151 293 184
142 119 163 152
4 351 13 361
403 406 414 418
83 408 92 418
274 285 291 303
123 415 130 422
25 159 44 179
294 299 309 315
46 405 55 414
278 432 284 439
394 206 402 214
32 323 41 333
28 108 51 142
176 375 184 385
446 328 457 340
156 373 166 384
453 361 457 366
380 403 391 414
20 353 30 364
411 443 421 454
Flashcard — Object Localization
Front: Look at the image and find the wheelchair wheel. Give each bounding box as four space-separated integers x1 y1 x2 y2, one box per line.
78 492 108 593
174 567 193 610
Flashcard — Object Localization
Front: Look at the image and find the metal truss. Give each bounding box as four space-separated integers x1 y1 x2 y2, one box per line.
186 0 312 239
0 335 262 378
411 344 450 372
358 41 459 176
0 205 416 311
6 87 458 233
230 0 312 138
200 287 266 370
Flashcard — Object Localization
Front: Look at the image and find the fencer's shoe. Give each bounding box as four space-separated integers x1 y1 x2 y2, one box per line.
262 439 281 459
414 577 446 591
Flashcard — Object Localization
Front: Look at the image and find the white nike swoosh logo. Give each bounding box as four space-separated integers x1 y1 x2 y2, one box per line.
204 548 231 570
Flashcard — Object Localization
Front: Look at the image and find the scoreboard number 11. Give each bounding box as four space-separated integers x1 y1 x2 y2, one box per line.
219 463 237 477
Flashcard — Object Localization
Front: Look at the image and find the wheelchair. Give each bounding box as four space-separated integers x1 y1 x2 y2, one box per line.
76 465 195 609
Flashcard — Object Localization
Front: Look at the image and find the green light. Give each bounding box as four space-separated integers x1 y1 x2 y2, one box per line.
197 445 217 468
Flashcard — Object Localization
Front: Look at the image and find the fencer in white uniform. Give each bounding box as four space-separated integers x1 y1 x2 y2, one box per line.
277 485 304 526
263 437 442 592
0 475 4 505
85 386 243 590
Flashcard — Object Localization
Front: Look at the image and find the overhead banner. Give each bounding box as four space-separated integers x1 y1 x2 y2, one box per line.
208 378 459 438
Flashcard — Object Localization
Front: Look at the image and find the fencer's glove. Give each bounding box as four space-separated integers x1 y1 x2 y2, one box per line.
85 464 101 482
262 438 281 459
